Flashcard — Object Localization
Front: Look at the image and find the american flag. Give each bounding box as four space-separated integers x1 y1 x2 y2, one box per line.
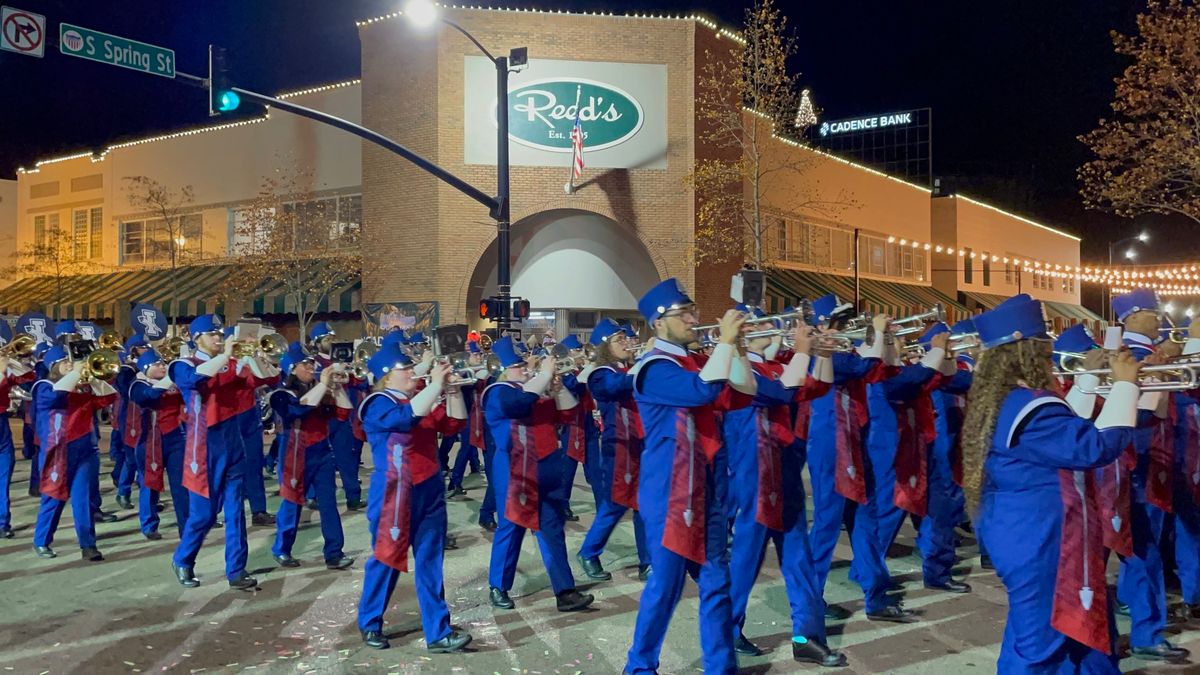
569 111 585 179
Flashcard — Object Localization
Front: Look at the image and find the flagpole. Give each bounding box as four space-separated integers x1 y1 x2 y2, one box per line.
565 84 582 195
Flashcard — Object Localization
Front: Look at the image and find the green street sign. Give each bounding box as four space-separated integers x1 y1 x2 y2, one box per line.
506 78 644 152
59 23 175 78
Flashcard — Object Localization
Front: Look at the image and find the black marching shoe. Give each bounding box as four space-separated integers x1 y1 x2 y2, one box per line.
172 562 199 587
346 500 366 511
489 587 515 610
155 503 165 513
228 573 258 591
562 508 580 522
444 535 458 551
305 499 319 510
823 603 852 621
325 556 355 570
251 512 275 526
1175 602 1200 622
27 484 39 497
1116 601 1131 617
1131 641 1189 661
637 564 652 581
979 553 994 570
866 605 918 623
427 630 473 653
115 495 134 510
274 554 301 568
734 633 764 656
479 519 497 532
925 579 972 594
34 545 56 559
361 630 390 650
578 554 612 581
446 485 467 500
555 589 594 612
2 527 13 539
81 547 104 562
93 510 119 523
143 530 163 541
792 637 848 667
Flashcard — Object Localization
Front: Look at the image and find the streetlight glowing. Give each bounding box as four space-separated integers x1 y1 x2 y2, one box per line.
1125 248 1137 260
1138 231 1150 243
1187 307 1195 318
404 0 439 28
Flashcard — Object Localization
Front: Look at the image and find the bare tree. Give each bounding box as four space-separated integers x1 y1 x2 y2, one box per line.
223 167 362 338
688 0 849 269
123 176 197 330
7 221 106 316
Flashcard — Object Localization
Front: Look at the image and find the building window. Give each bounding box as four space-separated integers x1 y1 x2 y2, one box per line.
32 213 58 249
963 248 973 284
72 209 88 261
120 214 203 265
982 252 991 287
89 207 103 259
282 194 362 251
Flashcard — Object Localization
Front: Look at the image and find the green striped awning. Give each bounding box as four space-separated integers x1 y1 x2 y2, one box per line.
766 269 970 323
0 259 360 320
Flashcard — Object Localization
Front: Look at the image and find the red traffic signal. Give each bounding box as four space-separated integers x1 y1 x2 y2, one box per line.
512 299 531 319
479 298 504 320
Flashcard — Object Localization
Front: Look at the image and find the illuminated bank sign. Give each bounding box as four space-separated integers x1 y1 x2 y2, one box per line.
465 56 668 169
818 111 914 137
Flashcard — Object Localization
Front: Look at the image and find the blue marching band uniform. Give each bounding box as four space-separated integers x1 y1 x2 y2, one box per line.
7 281 1200 672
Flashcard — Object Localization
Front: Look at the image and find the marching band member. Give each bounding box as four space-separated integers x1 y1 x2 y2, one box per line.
310 321 365 510
269 342 354 570
222 324 279 527
0 337 36 539
356 343 472 653
111 334 148 511
576 318 650 582
625 279 755 675
22 342 49 498
169 314 256 591
444 343 484 499
964 294 1139 673
127 349 187 539
803 294 908 622
725 312 847 665
1175 319 1200 620
484 336 594 613
31 345 117 561
1108 289 1187 660
559 333 599 521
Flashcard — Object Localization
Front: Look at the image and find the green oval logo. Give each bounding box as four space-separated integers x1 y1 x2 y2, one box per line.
504 78 645 152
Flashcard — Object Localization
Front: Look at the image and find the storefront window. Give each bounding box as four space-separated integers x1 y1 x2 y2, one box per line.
963 248 973 284
120 214 203 265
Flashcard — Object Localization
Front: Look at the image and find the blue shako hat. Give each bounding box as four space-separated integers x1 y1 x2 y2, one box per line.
918 322 950 349
136 349 163 373
974 296 1050 350
1052 324 1098 367
811 294 854 326
189 314 224 337
560 334 583 351
590 318 624 346
492 336 524 369
367 344 414 383
309 322 335 341
638 278 694 323
279 341 316 377
1111 288 1159 323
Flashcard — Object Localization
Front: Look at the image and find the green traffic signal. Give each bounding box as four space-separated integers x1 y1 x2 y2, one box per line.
218 90 240 112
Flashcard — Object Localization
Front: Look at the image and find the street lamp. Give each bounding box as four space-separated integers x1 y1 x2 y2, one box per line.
1106 230 1151 323
405 0 527 331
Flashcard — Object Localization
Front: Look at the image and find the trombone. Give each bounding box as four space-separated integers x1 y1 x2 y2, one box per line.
0 332 37 359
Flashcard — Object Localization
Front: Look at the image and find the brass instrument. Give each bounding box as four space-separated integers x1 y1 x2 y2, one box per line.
79 347 121 384
1065 362 1200 394
477 333 494 352
891 304 945 337
1054 350 1096 373
159 336 187 361
233 333 288 360
1158 327 1187 344
98 330 124 351
351 341 379 380
948 331 981 354
0 332 37 359
417 352 481 386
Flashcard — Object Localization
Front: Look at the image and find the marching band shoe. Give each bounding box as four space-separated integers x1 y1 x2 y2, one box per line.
734 633 764 656
925 579 972 594
361 630 390 650
555 589 595 612
94 510 119 524
446 486 467 500
325 556 355 570
489 587 515 610
304 499 319 510
1131 641 1190 661
479 519 498 533
274 554 301 568
562 508 580 522
27 484 39 497
823 604 852 621
1176 603 1200 621
444 535 459 551
228 573 258 591
155 503 165 513
637 564 652 582
34 545 56 559
979 554 994 571
251 512 276 526
115 495 134 510
578 554 612 581
866 605 918 624
2 527 13 539
172 562 199 587
346 500 366 511
1115 602 1131 617
143 531 163 541
792 637 848 667
427 630 473 654
81 547 104 562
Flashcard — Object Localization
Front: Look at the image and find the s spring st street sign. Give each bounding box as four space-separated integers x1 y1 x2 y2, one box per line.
59 23 175 78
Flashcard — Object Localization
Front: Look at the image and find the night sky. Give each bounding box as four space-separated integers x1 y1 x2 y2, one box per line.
0 0 1172 265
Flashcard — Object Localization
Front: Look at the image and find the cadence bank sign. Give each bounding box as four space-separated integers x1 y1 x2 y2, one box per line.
464 56 668 169
818 111 915 137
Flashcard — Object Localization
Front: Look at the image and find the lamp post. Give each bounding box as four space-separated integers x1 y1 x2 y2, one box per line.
1106 231 1149 323
406 0 526 331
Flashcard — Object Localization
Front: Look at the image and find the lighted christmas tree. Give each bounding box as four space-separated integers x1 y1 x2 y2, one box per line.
794 88 817 129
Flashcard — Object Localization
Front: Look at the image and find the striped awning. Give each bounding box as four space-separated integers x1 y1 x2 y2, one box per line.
766 269 970 323
0 259 360 320
960 291 1105 329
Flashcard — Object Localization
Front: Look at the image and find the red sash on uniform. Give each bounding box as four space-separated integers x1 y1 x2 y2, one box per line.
566 389 594 463
504 395 561 532
469 381 487 449
1052 469 1112 655
182 391 210 498
1147 400 1176 513
376 430 414 572
894 401 935 516
40 408 70 502
1182 403 1200 504
833 385 868 505
611 392 644 511
144 408 165 492
751 360 791 531
1098 448 1135 557
124 398 143 449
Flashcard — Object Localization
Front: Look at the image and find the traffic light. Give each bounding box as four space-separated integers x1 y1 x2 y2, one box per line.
479 297 502 320
208 46 240 116
512 299 531 319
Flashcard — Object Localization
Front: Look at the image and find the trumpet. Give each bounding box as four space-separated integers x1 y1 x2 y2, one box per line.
232 333 288 360
1158 327 1187 344
477 333 494 352
1065 362 1200 393
0 332 37 359
948 332 981 354
351 341 379 380
417 353 481 386
1054 350 1096 373
892 304 945 337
